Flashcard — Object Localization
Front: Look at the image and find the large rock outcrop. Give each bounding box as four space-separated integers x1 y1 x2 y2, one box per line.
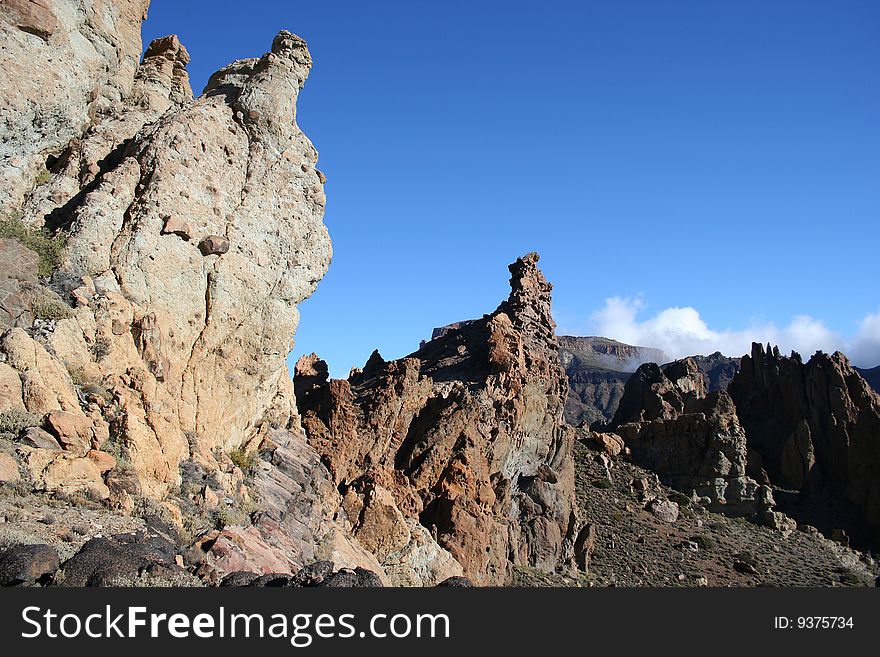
0 0 330 504
730 343 880 547
295 254 581 585
606 358 764 513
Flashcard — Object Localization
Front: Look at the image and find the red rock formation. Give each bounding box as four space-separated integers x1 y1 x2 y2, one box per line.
295 253 581 584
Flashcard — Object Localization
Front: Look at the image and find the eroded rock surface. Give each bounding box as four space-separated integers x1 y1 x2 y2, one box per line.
296 254 581 585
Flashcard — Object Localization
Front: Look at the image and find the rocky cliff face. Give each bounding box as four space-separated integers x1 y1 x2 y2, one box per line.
0 0 151 216
295 254 583 585
730 343 880 547
0 0 350 583
558 336 666 373
605 358 765 514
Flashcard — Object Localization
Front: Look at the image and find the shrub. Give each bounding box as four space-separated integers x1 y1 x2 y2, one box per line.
591 478 613 489
668 491 691 507
735 550 758 568
229 446 259 473
32 299 73 321
692 534 716 551
0 409 41 434
0 214 66 277
34 169 52 187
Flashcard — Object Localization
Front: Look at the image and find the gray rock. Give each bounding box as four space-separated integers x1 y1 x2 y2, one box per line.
647 499 680 523
18 426 61 450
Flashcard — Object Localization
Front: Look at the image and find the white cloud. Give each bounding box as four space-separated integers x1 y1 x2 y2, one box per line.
587 296 880 367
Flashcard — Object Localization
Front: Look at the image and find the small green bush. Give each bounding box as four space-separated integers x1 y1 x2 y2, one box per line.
34 169 52 187
0 214 66 277
591 478 613 489
229 446 259 473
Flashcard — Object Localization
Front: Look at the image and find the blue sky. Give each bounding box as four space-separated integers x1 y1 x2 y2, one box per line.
143 1 880 375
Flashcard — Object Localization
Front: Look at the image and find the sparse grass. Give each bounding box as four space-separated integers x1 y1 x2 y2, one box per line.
228 446 259 474
0 213 66 277
0 409 41 435
591 478 613 489
34 169 52 187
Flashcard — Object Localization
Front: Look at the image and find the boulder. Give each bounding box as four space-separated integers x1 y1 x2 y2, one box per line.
0 452 20 484
21 447 110 499
59 533 184 587
0 544 60 586
18 426 61 450
647 499 680 523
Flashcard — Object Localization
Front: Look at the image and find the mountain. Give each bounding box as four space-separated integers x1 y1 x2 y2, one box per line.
0 0 878 589
855 366 880 394
557 336 666 426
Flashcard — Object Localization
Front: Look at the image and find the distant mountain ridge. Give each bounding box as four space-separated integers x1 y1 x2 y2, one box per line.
856 366 880 393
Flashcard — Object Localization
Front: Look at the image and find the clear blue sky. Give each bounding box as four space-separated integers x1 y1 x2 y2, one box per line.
142 1 880 375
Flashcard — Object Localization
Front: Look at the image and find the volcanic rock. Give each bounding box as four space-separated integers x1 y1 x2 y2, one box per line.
59 531 184 586
296 253 580 585
0 544 60 586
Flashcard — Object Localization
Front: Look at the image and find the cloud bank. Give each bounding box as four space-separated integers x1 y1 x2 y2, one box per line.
588 296 880 368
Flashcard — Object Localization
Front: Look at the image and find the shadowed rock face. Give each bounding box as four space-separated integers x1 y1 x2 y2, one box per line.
607 358 764 513
296 254 581 585
730 343 880 547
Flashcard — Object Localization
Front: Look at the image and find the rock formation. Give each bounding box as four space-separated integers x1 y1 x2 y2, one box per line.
295 254 582 585
0 0 331 504
730 343 880 547
0 0 384 586
605 358 764 513
690 352 741 393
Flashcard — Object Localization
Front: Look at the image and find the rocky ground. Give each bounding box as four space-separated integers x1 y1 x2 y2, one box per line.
511 442 878 587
